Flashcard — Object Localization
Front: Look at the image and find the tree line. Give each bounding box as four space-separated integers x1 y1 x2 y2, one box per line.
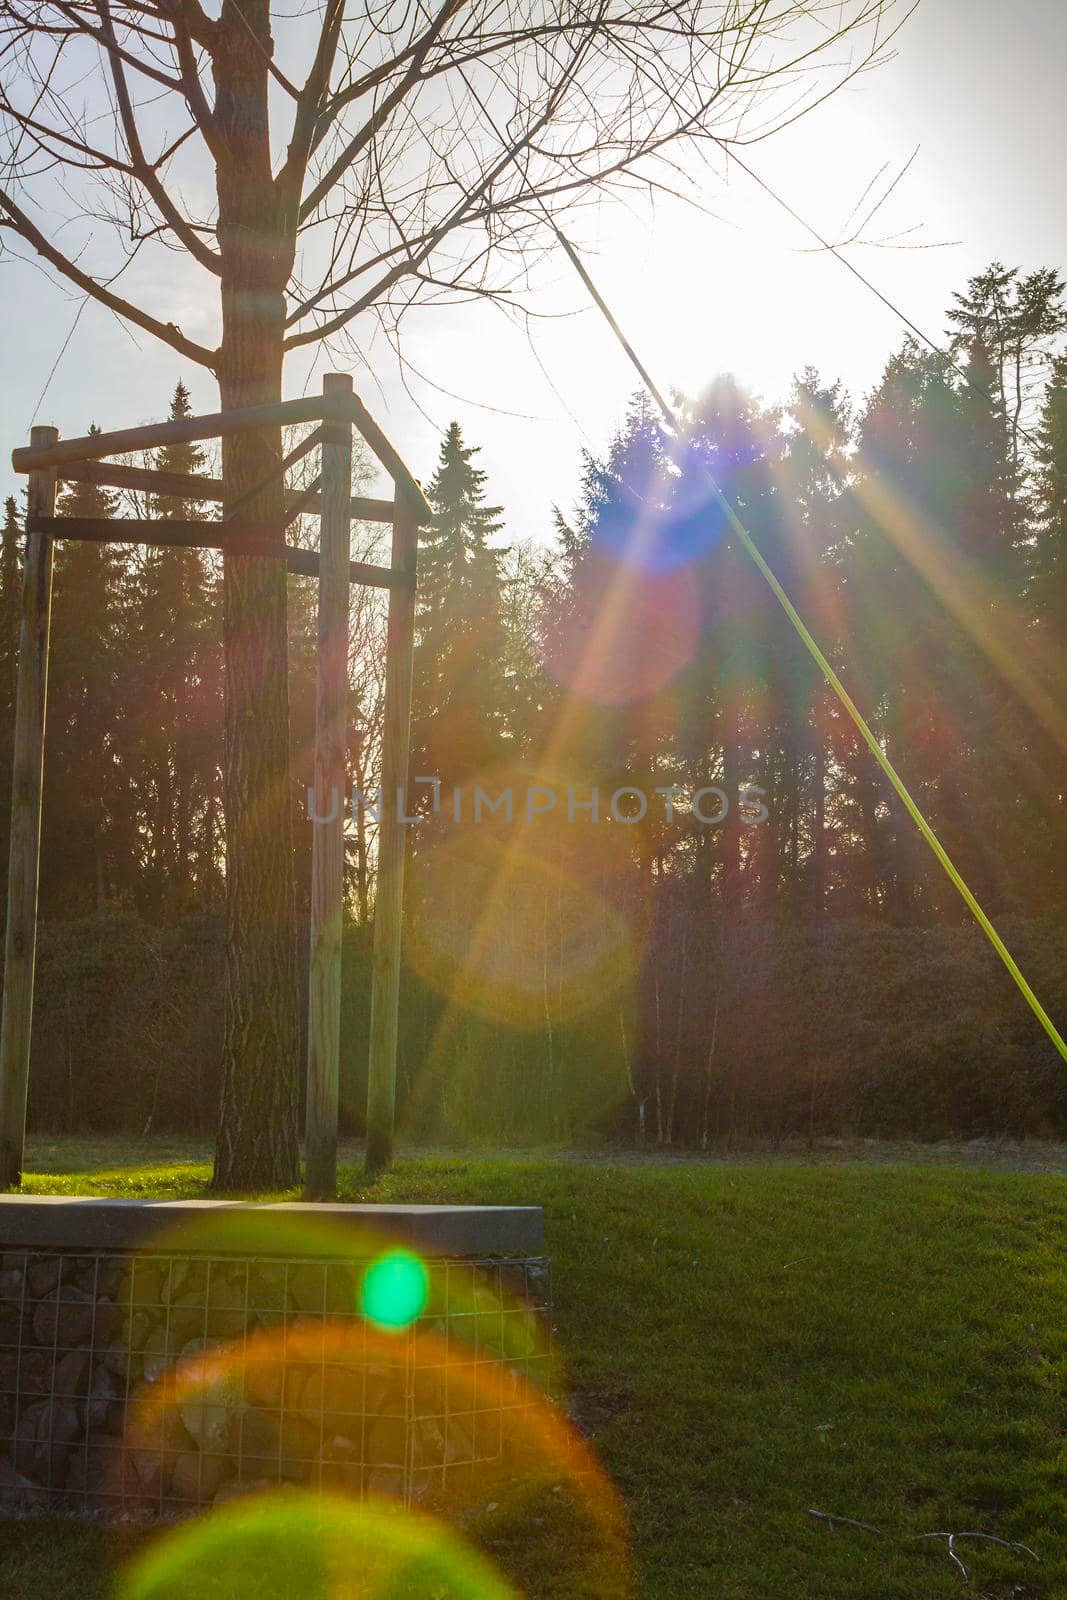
4 261 1067 1144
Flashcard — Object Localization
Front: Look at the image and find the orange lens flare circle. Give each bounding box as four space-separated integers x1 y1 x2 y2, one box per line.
405 820 635 1028
103 1210 631 1599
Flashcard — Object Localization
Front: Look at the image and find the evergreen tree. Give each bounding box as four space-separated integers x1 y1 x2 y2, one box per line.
130 381 222 914
781 371 852 916
843 332 1036 917
410 423 510 787
42 428 132 913
1031 353 1067 638
404 425 514 1139
947 261 1066 482
953 336 1018 586
0 496 22 904
1026 354 1067 902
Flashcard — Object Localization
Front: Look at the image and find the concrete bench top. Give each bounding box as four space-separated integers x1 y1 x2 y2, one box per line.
0 1196 543 1257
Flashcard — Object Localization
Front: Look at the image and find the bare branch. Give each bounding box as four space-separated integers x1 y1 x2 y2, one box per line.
275 0 345 224
1 2 912 392
96 0 221 271
298 0 466 225
0 184 215 367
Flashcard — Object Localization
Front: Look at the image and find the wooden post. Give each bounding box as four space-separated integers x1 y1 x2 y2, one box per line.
304 375 353 1201
0 427 58 1187
365 485 418 1175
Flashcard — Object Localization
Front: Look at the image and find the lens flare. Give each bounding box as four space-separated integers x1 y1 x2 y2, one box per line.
591 471 731 574
94 1209 631 1598
362 1251 429 1330
116 1490 519 1600
543 551 701 705
404 817 635 1029
121 1320 629 1595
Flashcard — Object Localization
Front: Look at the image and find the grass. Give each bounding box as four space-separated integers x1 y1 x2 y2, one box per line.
3 1139 1067 1598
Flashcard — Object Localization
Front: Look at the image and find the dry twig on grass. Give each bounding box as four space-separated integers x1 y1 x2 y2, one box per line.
808 1508 1040 1585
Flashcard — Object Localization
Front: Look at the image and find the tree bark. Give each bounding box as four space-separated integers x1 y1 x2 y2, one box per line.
721 692 742 914
210 2 300 1190
810 697 827 919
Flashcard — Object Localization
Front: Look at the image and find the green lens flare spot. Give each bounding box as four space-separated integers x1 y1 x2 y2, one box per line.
361 1250 428 1330
116 1489 520 1600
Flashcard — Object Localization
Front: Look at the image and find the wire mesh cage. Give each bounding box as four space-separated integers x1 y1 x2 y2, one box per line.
0 1246 551 1517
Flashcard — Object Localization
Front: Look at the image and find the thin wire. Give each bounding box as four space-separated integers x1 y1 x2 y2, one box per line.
31 295 88 423
717 142 1045 455
547 213 1067 1065
409 17 1062 1054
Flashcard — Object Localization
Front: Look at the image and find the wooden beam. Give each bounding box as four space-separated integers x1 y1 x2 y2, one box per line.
365 484 419 1176
345 394 434 524
54 462 397 524
58 459 224 503
304 377 352 1202
24 518 410 590
287 549 413 593
29 516 230 549
0 428 57 1188
352 496 399 526
11 393 349 474
284 474 322 529
222 431 322 526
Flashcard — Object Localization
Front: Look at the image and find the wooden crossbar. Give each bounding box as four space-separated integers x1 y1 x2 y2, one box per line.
221 431 323 525
13 392 433 526
10 394 345 472
59 459 224 503
345 394 433 523
52 462 398 524
290 549 412 592
24 517 410 591
284 474 322 528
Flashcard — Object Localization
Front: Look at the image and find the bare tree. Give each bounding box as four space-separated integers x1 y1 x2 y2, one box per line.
0 0 910 1186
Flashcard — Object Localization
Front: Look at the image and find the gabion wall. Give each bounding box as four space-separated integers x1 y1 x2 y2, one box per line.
0 1246 550 1517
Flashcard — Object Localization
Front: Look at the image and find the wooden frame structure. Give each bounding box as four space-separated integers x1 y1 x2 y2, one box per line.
0 376 431 1197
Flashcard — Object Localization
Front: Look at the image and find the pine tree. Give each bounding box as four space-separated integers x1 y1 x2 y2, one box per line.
0 496 22 904
149 380 211 523
131 380 222 914
1031 353 1067 638
947 261 1066 483
782 371 852 916
844 330 1034 917
42 428 132 912
410 422 510 787
1026 354 1067 899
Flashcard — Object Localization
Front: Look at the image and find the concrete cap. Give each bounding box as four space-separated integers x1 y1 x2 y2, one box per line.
0 1196 543 1257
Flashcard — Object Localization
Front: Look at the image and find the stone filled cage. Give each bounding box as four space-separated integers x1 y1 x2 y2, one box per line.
0 1199 549 1516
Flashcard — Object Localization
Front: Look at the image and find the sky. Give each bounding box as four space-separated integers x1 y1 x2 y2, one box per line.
2 0 1066 544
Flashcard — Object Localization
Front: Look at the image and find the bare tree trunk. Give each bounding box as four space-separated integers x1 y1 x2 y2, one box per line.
853 742 885 914
701 994 720 1150
811 707 827 918
354 789 369 926
174 667 193 906
618 1000 645 1141
721 691 742 914
653 969 663 1145
94 831 107 912
665 923 687 1147
541 885 555 1136
211 4 300 1190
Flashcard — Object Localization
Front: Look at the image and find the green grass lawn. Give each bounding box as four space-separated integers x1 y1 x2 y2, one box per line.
3 1140 1066 1598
